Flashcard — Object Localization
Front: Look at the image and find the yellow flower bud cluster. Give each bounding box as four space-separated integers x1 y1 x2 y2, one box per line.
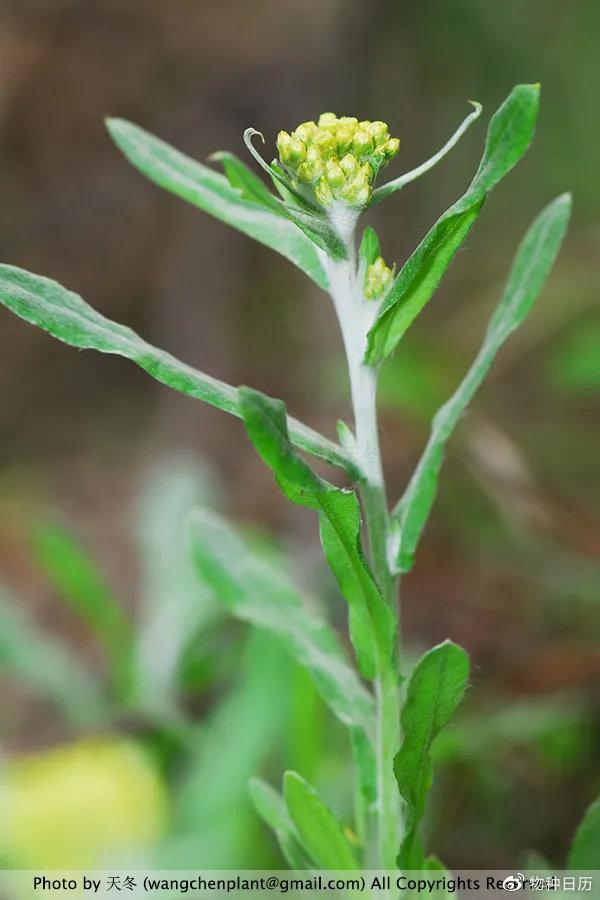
277 113 399 208
364 256 394 300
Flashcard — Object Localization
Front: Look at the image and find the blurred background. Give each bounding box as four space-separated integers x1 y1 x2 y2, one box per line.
0 0 598 871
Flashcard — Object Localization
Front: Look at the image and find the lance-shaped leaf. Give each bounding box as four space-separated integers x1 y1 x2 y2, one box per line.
211 150 290 213
283 771 359 870
32 521 133 698
134 457 218 709
238 386 395 681
394 641 470 868
106 119 332 286
370 101 482 206
350 726 377 844
365 84 540 364
391 193 571 573
174 631 289 867
358 226 382 267
568 795 600 869
248 778 312 869
0 265 357 479
188 506 374 737
0 585 107 726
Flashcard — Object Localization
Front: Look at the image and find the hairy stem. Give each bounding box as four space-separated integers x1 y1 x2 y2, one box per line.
323 230 401 870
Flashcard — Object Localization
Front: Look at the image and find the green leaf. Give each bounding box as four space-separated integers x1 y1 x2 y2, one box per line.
521 850 551 871
0 585 107 725
394 640 470 867
174 631 290 868
238 386 395 680
568 795 600 868
106 118 329 289
134 456 218 709
425 856 450 873
350 727 377 845
391 192 571 572
270 160 312 210
0 265 357 479
283 771 359 870
248 778 312 869
188 506 374 737
209 150 286 214
423 857 454 897
370 101 482 206
366 84 540 364
32 521 132 698
359 226 382 266
285 208 347 262
213 147 345 261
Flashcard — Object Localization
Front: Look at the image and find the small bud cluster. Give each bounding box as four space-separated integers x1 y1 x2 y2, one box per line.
364 256 394 300
277 113 399 209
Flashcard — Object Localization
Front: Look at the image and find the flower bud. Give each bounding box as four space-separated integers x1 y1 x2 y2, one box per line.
352 181 371 206
368 121 390 147
336 126 355 156
313 129 337 159
364 256 394 299
318 112 338 129
314 176 334 207
384 137 400 159
288 137 307 166
276 130 291 155
339 153 359 177
297 147 324 183
338 116 358 128
277 131 306 168
352 128 374 158
294 121 318 143
339 172 371 206
324 159 345 190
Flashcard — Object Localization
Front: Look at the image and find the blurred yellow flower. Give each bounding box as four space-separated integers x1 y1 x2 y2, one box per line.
1 737 168 868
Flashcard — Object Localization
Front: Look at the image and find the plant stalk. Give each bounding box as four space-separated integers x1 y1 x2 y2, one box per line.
323 228 401 870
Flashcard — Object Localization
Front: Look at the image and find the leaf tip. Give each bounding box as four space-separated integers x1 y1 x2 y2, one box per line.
247 776 263 798
507 82 541 114
283 769 303 793
427 638 471 676
336 419 355 450
443 637 469 656
542 192 572 229
104 116 126 136
244 127 266 145
238 384 261 405
557 190 573 210
517 81 541 94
